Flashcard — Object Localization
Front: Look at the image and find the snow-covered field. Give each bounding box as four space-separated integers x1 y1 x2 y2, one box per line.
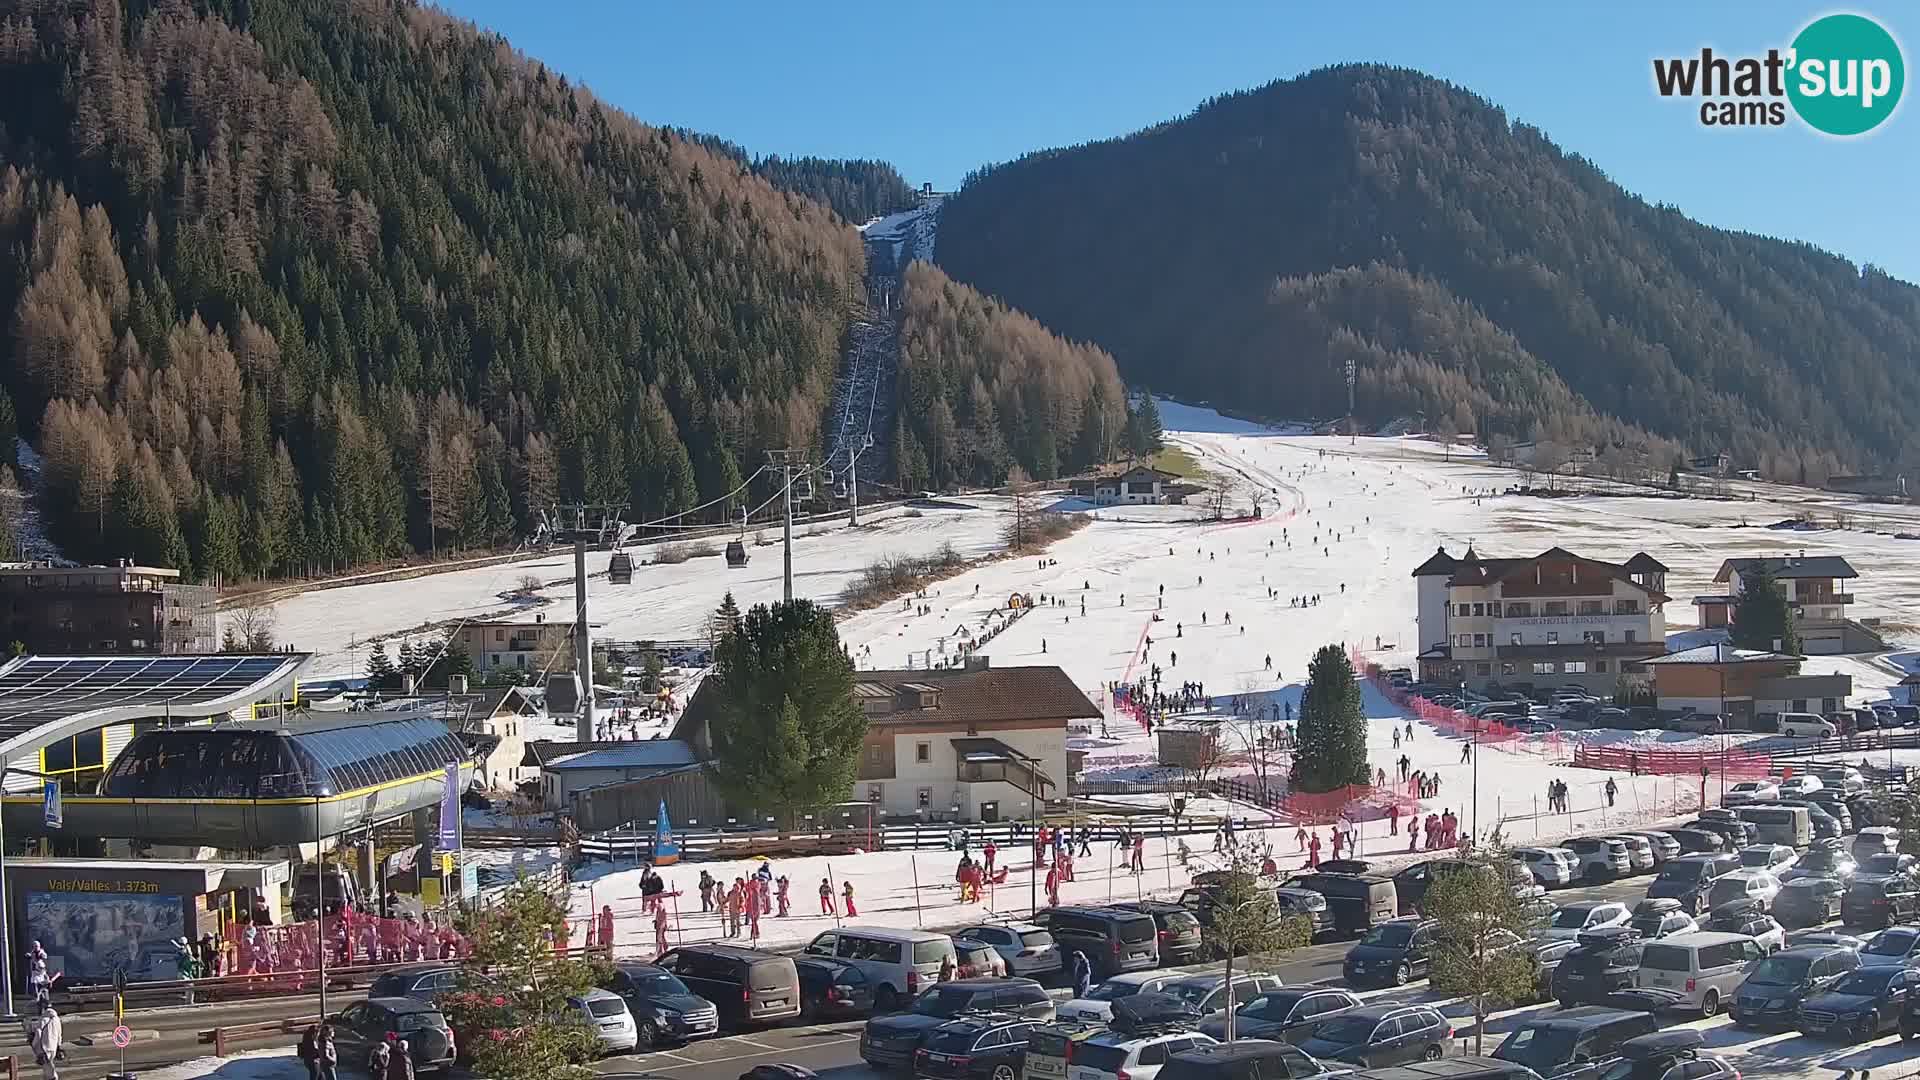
266 499 1013 677
263 399 1920 920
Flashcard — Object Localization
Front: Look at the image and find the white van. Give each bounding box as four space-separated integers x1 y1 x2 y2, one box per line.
1634 930 1765 1016
1733 805 1812 849
803 926 956 1008
1777 713 1835 738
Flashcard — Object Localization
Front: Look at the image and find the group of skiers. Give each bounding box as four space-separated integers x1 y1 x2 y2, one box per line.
1412 809 1462 851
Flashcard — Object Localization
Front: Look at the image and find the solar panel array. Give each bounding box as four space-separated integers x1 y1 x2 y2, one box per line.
0 656 297 742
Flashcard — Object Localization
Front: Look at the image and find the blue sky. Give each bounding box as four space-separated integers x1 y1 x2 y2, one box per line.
440 1 1917 283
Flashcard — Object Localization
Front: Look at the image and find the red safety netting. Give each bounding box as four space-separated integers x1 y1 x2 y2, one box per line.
1570 744 1772 778
218 910 469 978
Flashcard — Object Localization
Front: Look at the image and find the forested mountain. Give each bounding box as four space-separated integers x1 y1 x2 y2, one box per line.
676 132 918 225
937 64 1920 480
0 0 1097 585
892 260 1125 492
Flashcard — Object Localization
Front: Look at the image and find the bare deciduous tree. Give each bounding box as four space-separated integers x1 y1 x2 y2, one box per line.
221 598 277 652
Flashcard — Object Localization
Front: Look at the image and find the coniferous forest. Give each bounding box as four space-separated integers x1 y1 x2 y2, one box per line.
935 64 1920 482
0 0 1102 583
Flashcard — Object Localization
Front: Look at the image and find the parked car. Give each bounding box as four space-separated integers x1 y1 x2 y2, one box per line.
793 957 876 1023
1032 906 1160 979
1787 930 1866 953
952 938 1008 979
1738 845 1797 874
1728 943 1860 1029
332 998 458 1075
1801 791 1855 832
858 978 1053 1069
953 921 1064 979
1344 918 1436 988
368 964 460 1004
1055 971 1180 1023
1168 972 1286 1015
1635 932 1767 1016
1774 877 1847 928
1553 928 1646 1007
1490 1007 1658 1079
1629 899 1698 940
1705 869 1781 913
912 1014 1042 1080
1593 1031 1737 1080
1610 835 1656 874
1779 841 1856 884
1669 714 1725 736
1566 838 1634 884
1796 963 1915 1040
1853 828 1903 862
1271 887 1340 938
1517 847 1577 888
1778 713 1837 738
1541 902 1632 942
1724 781 1780 806
1106 902 1204 965
1297 1003 1453 1066
803 926 955 1009
1199 987 1362 1044
1628 832 1682 866
655 944 802 1028
606 962 721 1046
1665 829 1729 856
1160 1041 1340 1080
568 987 638 1055
1843 870 1920 929
1683 816 1754 849
1778 774 1825 796
1645 855 1740 915
1058 1027 1219 1080
1859 926 1920 966
1700 899 1785 952
1771 799 1845 841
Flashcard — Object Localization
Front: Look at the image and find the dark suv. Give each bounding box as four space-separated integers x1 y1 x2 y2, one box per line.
1111 900 1205 963
1729 944 1859 1029
1034 906 1160 977
914 1014 1043 1080
1645 855 1739 915
1554 928 1645 1006
332 998 457 1074
1492 1008 1658 1080
859 979 1052 1069
1161 1040 1333 1080
1343 918 1436 988
368 964 459 1003
1199 987 1360 1044
605 961 721 1046
1842 870 1920 928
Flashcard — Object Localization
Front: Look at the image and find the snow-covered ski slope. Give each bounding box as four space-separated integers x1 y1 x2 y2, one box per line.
269 499 1014 677
269 399 1920 717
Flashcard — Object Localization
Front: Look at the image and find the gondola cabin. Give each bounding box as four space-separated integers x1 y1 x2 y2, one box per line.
608 551 634 584
725 540 749 568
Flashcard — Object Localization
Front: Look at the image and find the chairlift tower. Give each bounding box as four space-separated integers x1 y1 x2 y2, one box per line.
1345 357 1357 446
553 502 625 743
766 450 813 603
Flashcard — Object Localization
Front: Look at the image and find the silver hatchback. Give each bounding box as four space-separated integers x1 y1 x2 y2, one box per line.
570 987 638 1054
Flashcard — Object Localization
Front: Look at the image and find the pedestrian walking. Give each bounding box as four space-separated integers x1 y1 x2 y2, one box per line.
31 1006 62 1080
298 1024 321 1080
317 1024 339 1080
842 881 858 917
1605 777 1619 807
819 878 835 915
1071 950 1093 999
653 901 671 958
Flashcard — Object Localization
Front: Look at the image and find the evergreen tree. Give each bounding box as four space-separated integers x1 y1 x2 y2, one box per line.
397 639 418 681
1128 394 1165 457
705 600 867 822
707 591 743 645
366 642 398 689
1290 644 1369 792
1730 564 1801 654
